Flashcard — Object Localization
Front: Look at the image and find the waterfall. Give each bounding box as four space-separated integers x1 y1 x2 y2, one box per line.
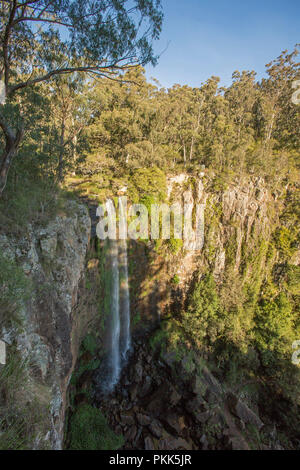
107 238 121 390
99 198 131 394
119 197 131 360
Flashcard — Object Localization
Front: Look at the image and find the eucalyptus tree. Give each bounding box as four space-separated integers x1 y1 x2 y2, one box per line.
259 47 299 157
49 73 91 180
0 0 163 195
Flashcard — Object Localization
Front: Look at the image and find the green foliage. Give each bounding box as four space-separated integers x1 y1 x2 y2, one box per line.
254 291 295 356
128 167 167 203
167 237 183 255
171 274 180 285
0 176 71 232
70 333 101 386
0 348 49 450
150 319 186 361
82 333 98 356
149 326 169 351
182 273 222 344
274 226 298 257
210 170 233 192
132 311 141 326
286 265 300 295
69 404 124 450
140 194 157 214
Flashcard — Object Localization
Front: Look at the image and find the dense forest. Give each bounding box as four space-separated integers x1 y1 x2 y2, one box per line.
2 47 300 188
0 0 299 451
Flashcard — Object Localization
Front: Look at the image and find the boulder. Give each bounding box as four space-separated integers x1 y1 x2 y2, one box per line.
200 434 209 450
136 413 151 426
135 362 143 382
228 436 250 451
192 375 207 397
163 413 186 435
146 383 171 416
227 392 263 430
158 436 192 451
149 420 163 438
129 384 138 401
120 413 135 427
194 410 211 424
138 375 152 398
169 386 182 406
160 350 178 368
144 436 155 450
40 234 57 259
201 367 223 396
125 426 137 443
184 396 206 415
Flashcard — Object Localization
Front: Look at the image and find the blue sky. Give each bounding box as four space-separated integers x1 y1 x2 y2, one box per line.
145 0 300 88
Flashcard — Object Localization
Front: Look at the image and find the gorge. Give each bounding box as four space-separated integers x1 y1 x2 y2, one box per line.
0 0 299 454
1 171 298 450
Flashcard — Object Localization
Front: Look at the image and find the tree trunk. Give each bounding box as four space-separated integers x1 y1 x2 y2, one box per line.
0 121 24 197
189 98 203 161
58 120 65 181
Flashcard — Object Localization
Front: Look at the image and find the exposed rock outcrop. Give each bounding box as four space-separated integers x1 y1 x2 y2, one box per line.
93 339 268 450
0 200 91 449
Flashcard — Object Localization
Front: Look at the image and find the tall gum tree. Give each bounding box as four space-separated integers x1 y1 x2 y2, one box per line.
0 0 163 195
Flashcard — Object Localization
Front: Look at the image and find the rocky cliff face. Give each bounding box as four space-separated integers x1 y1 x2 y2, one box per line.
1 173 297 450
67 172 298 450
86 174 288 451
0 200 91 449
129 173 280 332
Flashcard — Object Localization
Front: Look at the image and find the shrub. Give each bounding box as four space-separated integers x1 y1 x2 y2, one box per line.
171 274 180 285
274 226 298 258
128 167 167 203
182 273 222 344
82 333 98 355
0 348 47 450
69 404 124 450
0 177 65 232
168 237 183 255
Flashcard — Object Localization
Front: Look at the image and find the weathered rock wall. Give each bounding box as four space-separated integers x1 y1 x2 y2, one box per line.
0 200 92 449
130 173 279 333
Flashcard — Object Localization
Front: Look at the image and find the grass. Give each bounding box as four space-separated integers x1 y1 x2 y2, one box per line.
0 348 50 450
69 404 124 450
0 177 72 234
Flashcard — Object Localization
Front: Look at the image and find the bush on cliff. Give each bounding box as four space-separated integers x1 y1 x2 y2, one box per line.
69 404 124 450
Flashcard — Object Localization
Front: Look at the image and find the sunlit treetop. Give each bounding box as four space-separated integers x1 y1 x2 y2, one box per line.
0 0 163 96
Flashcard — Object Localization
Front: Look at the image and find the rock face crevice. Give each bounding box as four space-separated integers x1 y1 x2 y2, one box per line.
0 200 91 449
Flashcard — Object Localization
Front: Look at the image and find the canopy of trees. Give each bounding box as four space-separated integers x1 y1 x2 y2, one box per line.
0 0 163 194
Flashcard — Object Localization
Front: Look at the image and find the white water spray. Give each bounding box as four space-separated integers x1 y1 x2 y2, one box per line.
103 199 121 392
119 197 131 360
102 198 131 393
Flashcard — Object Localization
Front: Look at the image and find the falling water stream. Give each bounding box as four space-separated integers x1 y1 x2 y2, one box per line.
107 238 121 390
100 198 131 394
119 197 131 360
